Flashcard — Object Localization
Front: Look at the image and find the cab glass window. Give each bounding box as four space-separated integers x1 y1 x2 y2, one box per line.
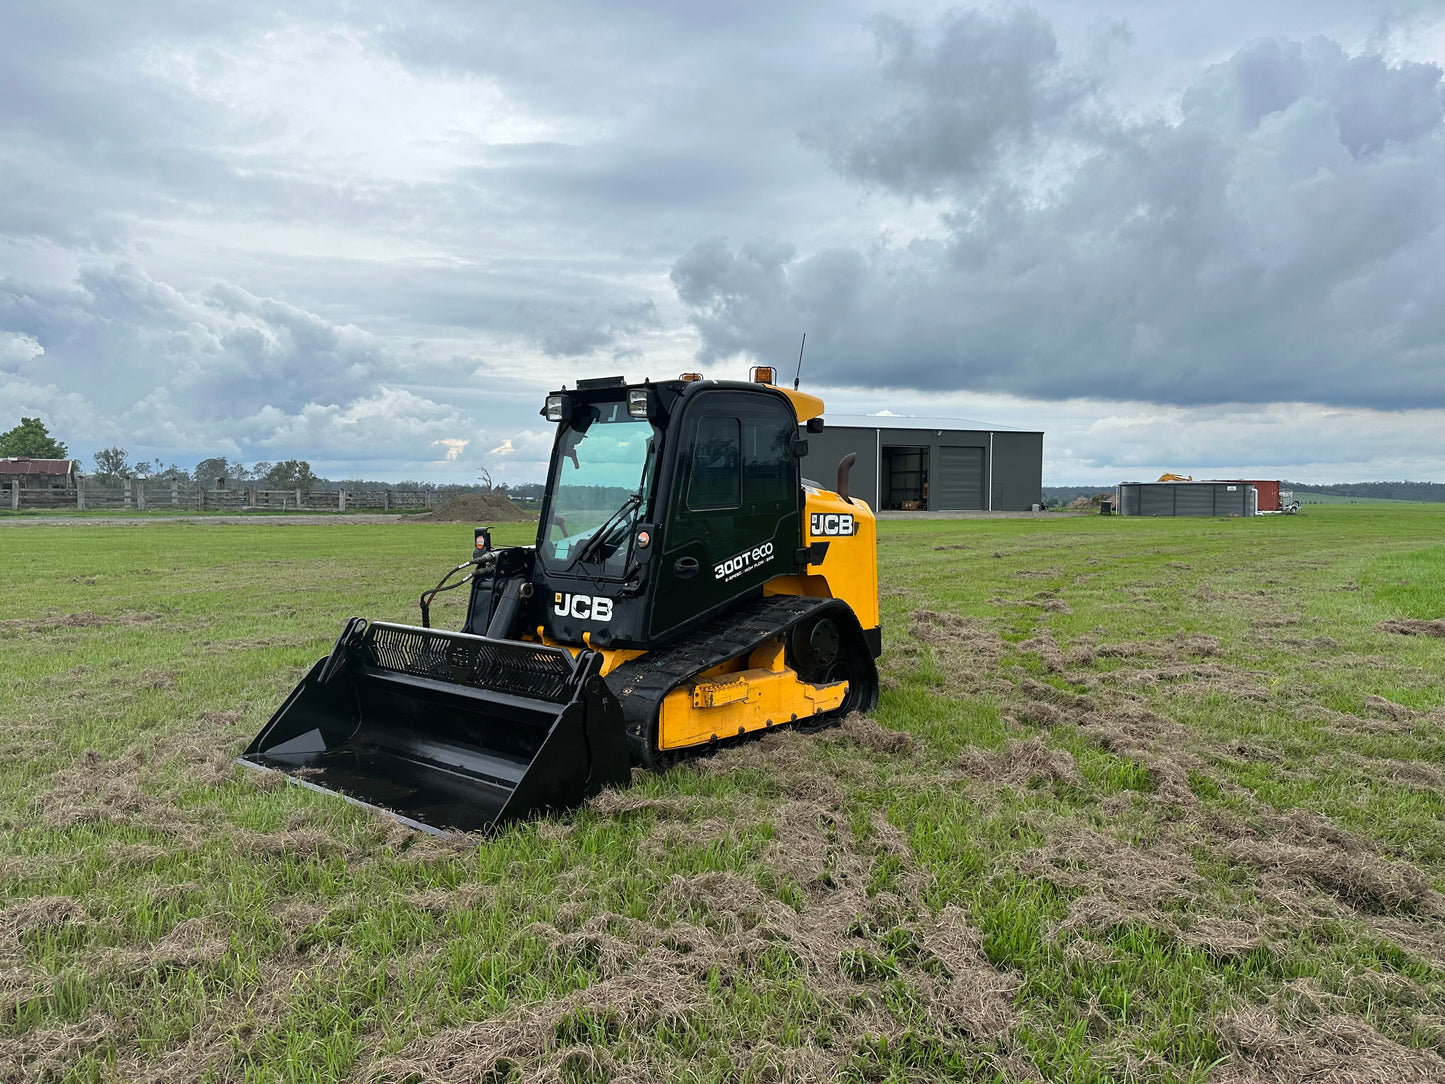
743 416 793 505
687 416 740 510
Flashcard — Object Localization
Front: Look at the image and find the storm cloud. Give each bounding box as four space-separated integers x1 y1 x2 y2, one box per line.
1 1 1442 483
678 20 1445 410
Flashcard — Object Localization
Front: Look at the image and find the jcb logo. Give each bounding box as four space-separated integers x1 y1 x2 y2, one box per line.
810 512 856 537
554 592 613 622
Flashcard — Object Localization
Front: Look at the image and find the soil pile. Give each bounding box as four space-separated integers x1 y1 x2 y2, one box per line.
425 492 534 523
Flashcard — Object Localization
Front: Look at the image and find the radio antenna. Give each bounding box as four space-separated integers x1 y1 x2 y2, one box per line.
793 332 807 390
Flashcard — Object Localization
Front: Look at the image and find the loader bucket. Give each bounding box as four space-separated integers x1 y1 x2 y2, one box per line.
239 620 632 833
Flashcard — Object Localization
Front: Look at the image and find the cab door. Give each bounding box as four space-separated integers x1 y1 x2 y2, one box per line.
649 390 801 640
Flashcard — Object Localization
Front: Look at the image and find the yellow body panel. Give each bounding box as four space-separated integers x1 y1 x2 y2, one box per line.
595 647 646 676
659 638 847 749
776 386 825 423
534 631 645 677
763 485 879 633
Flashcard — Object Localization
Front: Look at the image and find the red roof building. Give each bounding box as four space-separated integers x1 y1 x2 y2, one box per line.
0 457 78 487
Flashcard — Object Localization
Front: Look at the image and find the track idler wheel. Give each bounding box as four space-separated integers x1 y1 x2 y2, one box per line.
790 617 841 681
789 614 877 733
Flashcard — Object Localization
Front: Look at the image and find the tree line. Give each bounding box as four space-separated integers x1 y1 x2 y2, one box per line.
1 417 321 490
1 416 547 496
1285 480 1445 502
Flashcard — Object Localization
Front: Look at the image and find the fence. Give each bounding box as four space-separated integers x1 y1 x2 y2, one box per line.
4 480 469 513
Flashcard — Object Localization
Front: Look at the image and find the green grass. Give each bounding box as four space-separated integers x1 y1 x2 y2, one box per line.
2 508 1443 1082
1295 493 1444 506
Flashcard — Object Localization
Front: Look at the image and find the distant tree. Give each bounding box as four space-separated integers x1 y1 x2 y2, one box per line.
92 446 133 482
477 465 493 491
193 456 232 485
249 461 272 482
1 417 68 459
263 459 319 492
149 459 187 481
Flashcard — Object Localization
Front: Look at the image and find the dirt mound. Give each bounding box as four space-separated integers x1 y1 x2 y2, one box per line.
425 492 534 523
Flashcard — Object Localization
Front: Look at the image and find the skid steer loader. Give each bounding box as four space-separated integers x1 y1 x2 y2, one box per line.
240 368 881 833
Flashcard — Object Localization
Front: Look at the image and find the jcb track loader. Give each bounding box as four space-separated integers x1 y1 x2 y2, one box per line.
240 369 881 833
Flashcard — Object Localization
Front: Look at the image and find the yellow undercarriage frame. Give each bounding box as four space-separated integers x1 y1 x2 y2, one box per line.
657 637 847 750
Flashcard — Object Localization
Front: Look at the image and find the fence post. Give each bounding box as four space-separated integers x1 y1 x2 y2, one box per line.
338 489 345 512
10 481 18 511
123 478 132 509
136 480 145 511
198 489 205 511
295 488 302 510
249 487 257 509
383 489 390 511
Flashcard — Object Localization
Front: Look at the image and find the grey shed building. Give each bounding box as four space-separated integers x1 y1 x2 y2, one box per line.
801 415 1043 512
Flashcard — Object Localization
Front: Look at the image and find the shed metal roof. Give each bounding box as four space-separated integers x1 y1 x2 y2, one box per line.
0 458 75 476
823 414 1038 434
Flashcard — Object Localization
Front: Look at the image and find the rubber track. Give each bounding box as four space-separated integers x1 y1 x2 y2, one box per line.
603 594 860 762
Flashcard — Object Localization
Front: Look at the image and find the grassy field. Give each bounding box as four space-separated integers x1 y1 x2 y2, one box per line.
1294 494 1444 506
1 508 1443 1083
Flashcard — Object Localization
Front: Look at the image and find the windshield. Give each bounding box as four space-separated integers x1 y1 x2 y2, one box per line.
539 400 656 577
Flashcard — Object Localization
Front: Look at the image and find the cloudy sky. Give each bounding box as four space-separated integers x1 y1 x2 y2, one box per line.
2 1 1443 486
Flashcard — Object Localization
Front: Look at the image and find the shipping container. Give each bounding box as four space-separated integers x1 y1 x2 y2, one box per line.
1216 479 1281 511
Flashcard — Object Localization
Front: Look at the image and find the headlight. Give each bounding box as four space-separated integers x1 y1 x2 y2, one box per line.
627 388 650 418
544 394 566 422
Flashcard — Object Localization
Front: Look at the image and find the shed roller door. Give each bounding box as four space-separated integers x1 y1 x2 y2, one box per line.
936 446 984 510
